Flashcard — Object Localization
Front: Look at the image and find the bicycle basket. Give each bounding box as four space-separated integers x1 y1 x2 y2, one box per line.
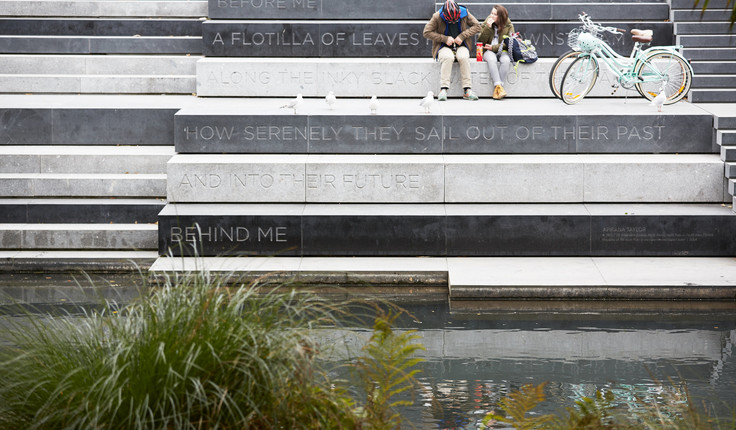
567 27 582 50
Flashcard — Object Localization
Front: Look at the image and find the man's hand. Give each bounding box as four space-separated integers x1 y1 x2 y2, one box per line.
445 36 455 46
453 36 463 45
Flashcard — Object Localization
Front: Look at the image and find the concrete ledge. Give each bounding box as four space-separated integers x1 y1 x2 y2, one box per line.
0 224 158 250
157 203 736 256
166 154 725 203
0 173 167 197
0 146 174 174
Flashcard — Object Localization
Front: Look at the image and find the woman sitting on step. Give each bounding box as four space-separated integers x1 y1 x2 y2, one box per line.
477 5 514 100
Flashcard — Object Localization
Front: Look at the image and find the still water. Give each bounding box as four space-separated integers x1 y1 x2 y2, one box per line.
1 275 734 429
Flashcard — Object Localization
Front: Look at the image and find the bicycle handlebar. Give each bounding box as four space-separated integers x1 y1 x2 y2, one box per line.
578 13 626 35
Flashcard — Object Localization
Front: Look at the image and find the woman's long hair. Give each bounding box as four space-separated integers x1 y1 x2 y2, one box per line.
492 4 509 27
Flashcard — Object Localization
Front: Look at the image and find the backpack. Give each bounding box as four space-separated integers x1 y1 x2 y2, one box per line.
505 32 538 64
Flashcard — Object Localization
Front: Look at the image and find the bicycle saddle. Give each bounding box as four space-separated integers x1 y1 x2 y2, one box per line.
630 28 653 43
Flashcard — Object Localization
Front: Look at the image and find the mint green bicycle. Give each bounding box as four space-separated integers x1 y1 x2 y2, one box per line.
560 13 693 105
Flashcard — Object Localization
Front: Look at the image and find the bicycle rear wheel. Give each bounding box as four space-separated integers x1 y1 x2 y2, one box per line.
548 50 580 99
634 52 692 104
560 55 599 104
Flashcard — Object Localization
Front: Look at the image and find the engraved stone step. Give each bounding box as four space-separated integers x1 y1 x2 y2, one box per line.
718 130 736 146
682 47 736 61
0 223 157 250
0 146 174 174
0 173 167 197
196 57 662 98
0 94 193 146
202 20 672 58
0 1 208 17
0 198 165 223
693 74 736 88
166 154 725 203
174 98 714 154
690 88 736 103
677 34 736 47
0 55 199 75
0 74 196 94
157 203 736 256
0 36 202 55
0 18 202 36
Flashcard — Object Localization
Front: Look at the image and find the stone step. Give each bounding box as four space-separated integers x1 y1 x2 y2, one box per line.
690 88 736 102
677 34 736 47
148 256 736 299
691 60 736 74
173 98 714 154
166 154 725 204
0 55 199 75
0 94 193 146
0 250 157 274
0 74 196 94
0 173 167 197
201 20 673 58
0 0 208 17
682 47 736 60
672 9 736 21
196 57 661 98
718 130 736 147
709 105 736 128
157 203 736 256
0 198 165 223
726 162 736 178
0 146 173 174
453 2 669 20
675 21 736 34
671 0 731 8
724 145 736 161
693 74 736 88
0 35 202 55
0 18 202 36
0 223 157 250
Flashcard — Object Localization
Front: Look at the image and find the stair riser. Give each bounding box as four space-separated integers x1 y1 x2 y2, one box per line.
683 49 736 60
0 18 201 36
673 9 736 21
0 1 208 17
0 177 166 198
0 55 199 75
166 156 725 203
0 228 157 250
0 154 171 174
0 108 177 146
158 208 736 256
718 131 736 146
691 61 736 73
0 37 202 55
0 76 196 94
677 34 736 47
675 22 736 34
690 90 736 102
0 203 165 223
693 76 736 87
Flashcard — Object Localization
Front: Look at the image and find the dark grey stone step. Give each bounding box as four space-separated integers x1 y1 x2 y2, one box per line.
0 36 202 55
678 34 736 47
693 74 736 88
672 9 736 21
174 100 714 154
726 162 736 178
0 107 177 145
691 60 736 74
719 130 736 145
202 20 673 58
723 145 736 161
0 198 165 223
157 203 736 257
675 22 736 34
671 0 732 9
690 88 736 102
462 3 669 20
682 47 736 60
0 18 202 36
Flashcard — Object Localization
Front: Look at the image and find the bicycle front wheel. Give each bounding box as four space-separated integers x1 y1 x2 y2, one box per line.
634 52 692 104
548 50 580 99
560 55 599 104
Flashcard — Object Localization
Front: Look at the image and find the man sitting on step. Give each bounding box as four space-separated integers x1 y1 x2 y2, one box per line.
423 0 482 101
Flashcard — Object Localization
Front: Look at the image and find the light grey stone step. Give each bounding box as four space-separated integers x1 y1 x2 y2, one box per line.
166 153 726 203
0 55 199 75
690 88 736 103
148 256 736 299
0 1 208 17
0 74 196 94
0 223 157 250
718 130 736 146
0 36 202 55
0 173 166 197
0 146 174 174
677 34 736 47
682 47 736 61
196 57 636 98
693 74 736 88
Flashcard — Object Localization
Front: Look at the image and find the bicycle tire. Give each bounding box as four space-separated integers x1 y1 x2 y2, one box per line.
560 55 599 104
634 51 692 104
548 50 580 99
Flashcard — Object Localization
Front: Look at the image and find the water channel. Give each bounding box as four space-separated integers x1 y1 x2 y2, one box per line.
1 273 734 429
